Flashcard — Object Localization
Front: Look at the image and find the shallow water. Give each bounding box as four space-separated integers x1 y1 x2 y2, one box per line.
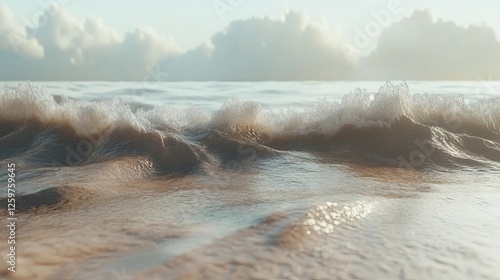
1 81 500 279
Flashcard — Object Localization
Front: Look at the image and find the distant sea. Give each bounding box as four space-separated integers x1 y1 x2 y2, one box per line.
1 81 500 279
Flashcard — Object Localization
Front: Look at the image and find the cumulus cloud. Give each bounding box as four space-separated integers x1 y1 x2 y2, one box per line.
0 5 44 59
159 12 355 81
0 5 179 80
359 10 500 80
1 6 500 81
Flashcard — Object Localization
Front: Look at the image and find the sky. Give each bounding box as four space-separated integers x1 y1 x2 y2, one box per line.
1 0 500 81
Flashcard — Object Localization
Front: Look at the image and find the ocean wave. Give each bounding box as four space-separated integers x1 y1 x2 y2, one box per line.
1 82 499 173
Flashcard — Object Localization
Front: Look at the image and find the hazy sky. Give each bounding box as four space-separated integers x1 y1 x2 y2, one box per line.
1 0 500 80
4 0 500 50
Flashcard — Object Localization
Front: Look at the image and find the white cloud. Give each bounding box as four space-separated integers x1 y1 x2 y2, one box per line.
0 5 44 59
159 12 356 81
1 7 500 81
0 5 179 80
359 10 500 80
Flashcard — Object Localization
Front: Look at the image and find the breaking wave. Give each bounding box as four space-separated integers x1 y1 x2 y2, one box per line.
1 82 500 175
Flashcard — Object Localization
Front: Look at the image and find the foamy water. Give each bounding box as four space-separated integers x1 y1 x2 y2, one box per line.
1 81 500 279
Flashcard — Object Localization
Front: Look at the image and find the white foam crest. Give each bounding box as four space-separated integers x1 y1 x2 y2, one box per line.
338 82 413 123
204 82 414 136
1 82 152 136
409 92 500 132
204 81 500 137
211 97 266 130
2 82 499 138
471 99 500 131
141 105 210 132
1 83 58 122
